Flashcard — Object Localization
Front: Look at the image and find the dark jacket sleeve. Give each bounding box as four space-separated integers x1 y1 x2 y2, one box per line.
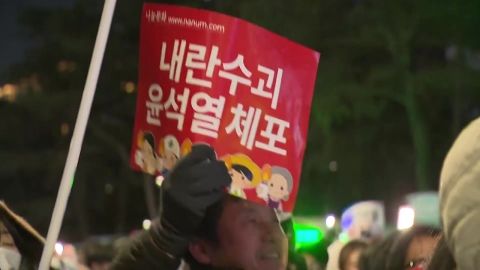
110 231 181 270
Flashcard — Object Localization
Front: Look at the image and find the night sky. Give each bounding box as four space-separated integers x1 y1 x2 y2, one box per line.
0 0 76 83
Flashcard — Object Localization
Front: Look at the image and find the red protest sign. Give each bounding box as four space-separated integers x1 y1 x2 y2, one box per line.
130 3 320 212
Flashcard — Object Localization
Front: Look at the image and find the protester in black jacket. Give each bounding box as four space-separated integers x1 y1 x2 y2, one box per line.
110 145 288 270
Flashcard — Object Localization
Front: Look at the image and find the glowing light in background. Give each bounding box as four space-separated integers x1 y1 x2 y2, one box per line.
339 232 349 243
325 215 336 228
329 161 338 172
54 243 64 255
293 223 322 249
125 81 135 93
143 219 152 230
397 206 415 230
61 123 70 136
156 176 164 187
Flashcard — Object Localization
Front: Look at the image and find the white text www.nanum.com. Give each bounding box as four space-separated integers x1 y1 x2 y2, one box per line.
167 16 225 33
145 10 225 33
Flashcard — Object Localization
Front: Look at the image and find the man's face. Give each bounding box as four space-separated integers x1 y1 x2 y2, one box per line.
204 197 288 270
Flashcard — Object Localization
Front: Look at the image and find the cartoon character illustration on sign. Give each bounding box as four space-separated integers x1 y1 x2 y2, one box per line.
155 140 196 188
134 131 161 175
222 154 263 200
181 139 193 157
257 165 294 210
158 135 192 175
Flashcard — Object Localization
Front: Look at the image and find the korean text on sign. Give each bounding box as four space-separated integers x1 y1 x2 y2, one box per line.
131 3 320 213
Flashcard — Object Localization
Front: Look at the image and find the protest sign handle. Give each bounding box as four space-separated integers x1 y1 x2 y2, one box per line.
38 0 117 269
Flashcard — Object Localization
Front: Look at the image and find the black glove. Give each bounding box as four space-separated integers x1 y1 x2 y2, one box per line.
150 144 231 256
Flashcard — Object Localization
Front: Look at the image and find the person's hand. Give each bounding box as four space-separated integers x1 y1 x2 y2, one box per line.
150 144 231 255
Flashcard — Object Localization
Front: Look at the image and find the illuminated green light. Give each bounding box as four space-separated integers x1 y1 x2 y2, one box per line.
293 223 322 248
296 229 320 242
339 232 349 243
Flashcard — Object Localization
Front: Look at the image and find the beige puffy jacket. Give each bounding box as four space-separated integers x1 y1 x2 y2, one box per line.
440 117 480 270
